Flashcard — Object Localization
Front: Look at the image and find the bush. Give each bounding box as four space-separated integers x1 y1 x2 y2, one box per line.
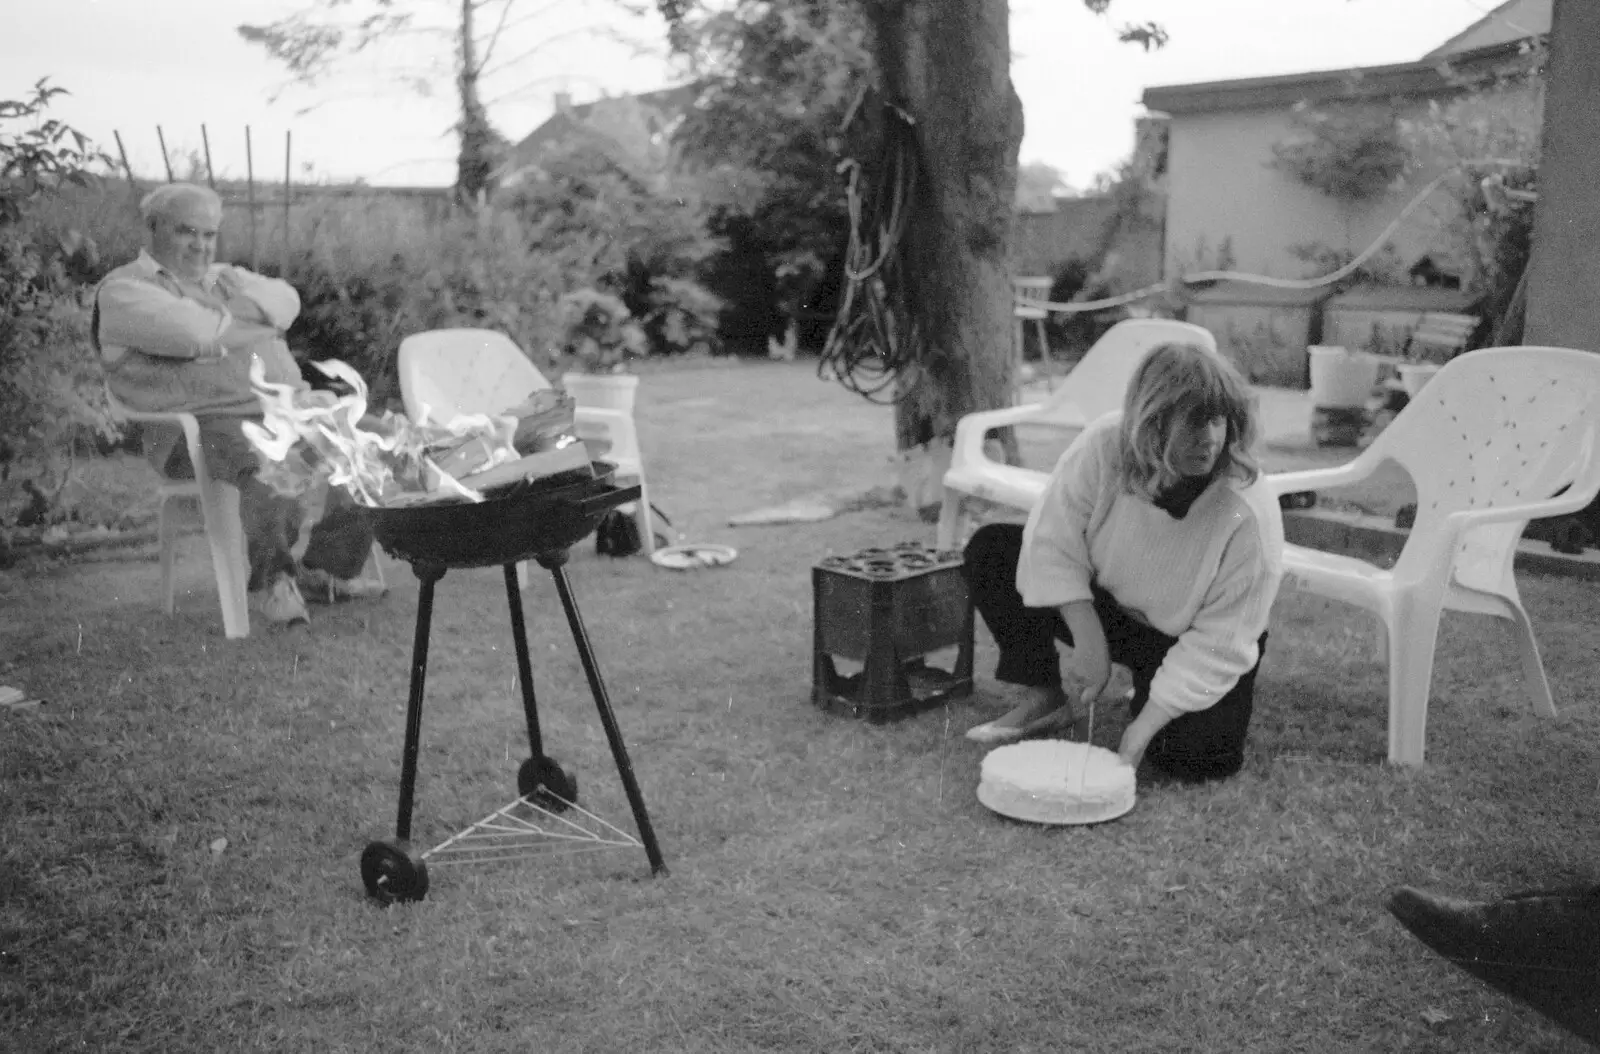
554 287 648 373
503 139 725 360
2 81 119 523
1398 81 1542 337
1271 102 1408 205
250 194 576 403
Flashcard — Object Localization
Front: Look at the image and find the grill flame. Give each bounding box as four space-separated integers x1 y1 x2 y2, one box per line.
241 356 520 507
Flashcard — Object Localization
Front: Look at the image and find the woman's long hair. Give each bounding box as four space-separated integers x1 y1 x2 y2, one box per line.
1117 341 1260 499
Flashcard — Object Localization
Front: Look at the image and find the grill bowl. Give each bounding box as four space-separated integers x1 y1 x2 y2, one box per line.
371 461 638 569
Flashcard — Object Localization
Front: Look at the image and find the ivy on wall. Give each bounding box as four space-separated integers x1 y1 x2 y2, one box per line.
1270 102 1407 205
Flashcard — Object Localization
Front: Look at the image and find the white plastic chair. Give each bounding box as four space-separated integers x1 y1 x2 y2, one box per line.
106 390 251 639
1266 346 1600 765
936 318 1218 549
107 389 388 638
569 405 657 555
398 327 553 423
397 328 656 581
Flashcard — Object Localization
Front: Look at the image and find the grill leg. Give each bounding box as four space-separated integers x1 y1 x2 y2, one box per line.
395 563 445 844
502 563 545 758
540 553 668 877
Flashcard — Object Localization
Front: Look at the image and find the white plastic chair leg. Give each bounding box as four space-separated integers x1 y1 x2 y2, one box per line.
936 488 965 552
158 493 180 615
198 479 250 639
367 543 388 592
1011 317 1027 405
1385 598 1445 766
1033 317 1052 391
634 480 657 556
1503 600 1557 717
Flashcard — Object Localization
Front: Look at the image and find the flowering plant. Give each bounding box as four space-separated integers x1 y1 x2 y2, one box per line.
555 287 648 374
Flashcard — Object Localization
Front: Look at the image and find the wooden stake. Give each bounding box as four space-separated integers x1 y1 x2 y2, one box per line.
201 125 217 191
201 125 224 258
112 130 142 213
283 130 292 274
156 125 175 182
246 126 259 271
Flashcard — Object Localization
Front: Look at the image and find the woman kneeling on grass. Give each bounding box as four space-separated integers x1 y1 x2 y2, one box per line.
962 341 1284 781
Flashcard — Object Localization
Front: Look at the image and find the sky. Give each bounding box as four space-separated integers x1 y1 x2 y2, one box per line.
2 0 1503 191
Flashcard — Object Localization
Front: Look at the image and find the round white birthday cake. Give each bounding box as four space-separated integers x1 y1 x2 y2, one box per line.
978 740 1136 825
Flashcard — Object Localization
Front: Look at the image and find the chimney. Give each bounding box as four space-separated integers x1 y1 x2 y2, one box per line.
554 91 572 114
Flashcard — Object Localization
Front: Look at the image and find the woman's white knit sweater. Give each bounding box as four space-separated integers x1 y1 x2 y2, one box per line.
1018 413 1285 719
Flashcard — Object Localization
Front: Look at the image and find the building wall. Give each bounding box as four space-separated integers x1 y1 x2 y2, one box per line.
1162 104 1453 284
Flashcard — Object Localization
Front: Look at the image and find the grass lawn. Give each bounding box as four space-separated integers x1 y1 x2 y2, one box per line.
3 358 1597 1053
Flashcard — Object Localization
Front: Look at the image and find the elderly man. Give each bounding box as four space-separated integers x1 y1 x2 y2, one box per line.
95 183 382 627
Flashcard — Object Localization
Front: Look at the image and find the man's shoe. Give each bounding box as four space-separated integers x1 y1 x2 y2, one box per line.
297 566 388 604
1388 885 1600 1044
253 575 310 626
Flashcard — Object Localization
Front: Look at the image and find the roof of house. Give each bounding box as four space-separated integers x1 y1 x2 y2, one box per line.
505 82 703 168
1424 0 1550 59
1142 9 1546 118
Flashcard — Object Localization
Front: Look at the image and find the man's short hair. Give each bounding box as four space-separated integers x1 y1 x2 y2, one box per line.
139 183 222 227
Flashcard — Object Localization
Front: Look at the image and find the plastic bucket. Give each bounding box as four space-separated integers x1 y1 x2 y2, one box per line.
1308 345 1378 408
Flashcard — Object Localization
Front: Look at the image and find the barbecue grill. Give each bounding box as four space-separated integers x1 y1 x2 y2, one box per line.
359 461 667 904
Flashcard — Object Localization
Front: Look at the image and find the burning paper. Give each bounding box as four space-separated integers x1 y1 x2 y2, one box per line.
241 356 553 507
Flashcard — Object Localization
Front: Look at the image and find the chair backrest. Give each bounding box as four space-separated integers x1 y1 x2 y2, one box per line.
1369 346 1600 589
1013 276 1053 311
573 406 642 478
398 328 550 423
1031 318 1218 429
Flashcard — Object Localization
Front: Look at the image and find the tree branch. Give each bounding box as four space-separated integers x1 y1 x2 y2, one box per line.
476 0 518 69
478 25 609 80
476 0 568 64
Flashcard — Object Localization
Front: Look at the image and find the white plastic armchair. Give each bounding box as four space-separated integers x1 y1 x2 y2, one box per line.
936 318 1218 549
105 389 251 639
1265 346 1600 765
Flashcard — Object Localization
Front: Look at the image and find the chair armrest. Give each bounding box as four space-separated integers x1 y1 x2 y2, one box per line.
104 390 205 475
1263 451 1381 497
950 403 1045 469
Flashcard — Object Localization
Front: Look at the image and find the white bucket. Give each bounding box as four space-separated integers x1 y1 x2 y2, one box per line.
561 372 639 412
1307 345 1379 408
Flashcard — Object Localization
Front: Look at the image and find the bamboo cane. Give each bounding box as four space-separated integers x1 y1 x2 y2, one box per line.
283 131 292 274
246 126 259 271
112 131 141 213
201 125 217 191
155 126 174 182
201 124 223 258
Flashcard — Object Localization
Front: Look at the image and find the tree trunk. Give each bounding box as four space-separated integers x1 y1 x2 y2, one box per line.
456 0 494 207
862 0 1023 456
1524 0 1600 353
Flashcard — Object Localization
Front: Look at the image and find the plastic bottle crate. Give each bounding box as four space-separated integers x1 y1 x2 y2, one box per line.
811 542 974 722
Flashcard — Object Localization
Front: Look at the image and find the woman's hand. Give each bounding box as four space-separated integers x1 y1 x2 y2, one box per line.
1117 706 1171 770
1060 600 1111 709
